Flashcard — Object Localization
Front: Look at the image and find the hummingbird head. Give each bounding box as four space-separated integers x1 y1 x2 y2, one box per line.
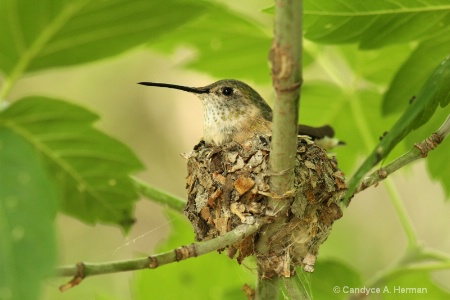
196 79 272 120
139 79 273 145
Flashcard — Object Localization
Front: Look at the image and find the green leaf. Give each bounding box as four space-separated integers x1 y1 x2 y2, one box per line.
303 0 450 49
382 272 450 299
309 260 363 300
339 43 414 86
383 36 450 115
427 136 450 198
346 56 450 201
0 0 205 75
0 128 58 300
281 274 312 300
0 97 144 229
133 210 255 300
151 2 272 84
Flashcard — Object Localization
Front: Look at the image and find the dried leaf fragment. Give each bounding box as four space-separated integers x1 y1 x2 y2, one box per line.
234 176 255 195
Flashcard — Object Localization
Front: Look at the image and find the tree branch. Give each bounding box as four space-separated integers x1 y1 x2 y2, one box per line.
257 0 302 248
255 0 303 298
354 114 450 195
132 176 186 212
58 219 265 291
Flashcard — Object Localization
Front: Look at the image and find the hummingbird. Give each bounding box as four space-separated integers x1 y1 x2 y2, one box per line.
139 79 339 148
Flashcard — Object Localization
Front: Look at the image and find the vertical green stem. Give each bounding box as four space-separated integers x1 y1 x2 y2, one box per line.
269 0 302 188
383 178 418 248
256 0 303 298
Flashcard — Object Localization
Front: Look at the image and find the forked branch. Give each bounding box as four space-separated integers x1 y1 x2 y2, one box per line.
354 114 450 194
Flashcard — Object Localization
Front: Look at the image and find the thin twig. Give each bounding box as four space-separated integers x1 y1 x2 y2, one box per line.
354 114 450 195
132 176 186 212
58 219 266 291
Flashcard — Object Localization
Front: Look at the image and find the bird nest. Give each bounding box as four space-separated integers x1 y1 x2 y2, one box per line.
183 134 347 278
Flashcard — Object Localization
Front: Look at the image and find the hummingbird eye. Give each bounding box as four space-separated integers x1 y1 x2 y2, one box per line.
221 87 233 96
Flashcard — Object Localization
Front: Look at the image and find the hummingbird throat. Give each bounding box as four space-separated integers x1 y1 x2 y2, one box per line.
199 94 271 145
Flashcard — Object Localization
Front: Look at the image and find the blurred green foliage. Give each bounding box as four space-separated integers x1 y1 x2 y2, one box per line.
0 128 58 300
1 0 450 299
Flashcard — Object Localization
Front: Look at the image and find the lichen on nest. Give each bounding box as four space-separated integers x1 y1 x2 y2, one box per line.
183 134 347 277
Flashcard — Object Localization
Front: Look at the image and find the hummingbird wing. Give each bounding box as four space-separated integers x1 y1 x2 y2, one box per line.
297 124 334 139
297 124 345 149
262 107 335 139
264 108 342 147
250 88 341 146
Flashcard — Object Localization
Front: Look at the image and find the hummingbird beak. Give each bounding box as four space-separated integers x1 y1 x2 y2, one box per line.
138 82 209 94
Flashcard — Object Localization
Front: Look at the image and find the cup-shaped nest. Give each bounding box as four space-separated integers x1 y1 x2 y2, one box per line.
184 134 346 277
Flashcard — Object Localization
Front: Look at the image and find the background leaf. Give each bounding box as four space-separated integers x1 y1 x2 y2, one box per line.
0 97 143 229
338 44 413 86
0 128 58 300
426 135 450 198
308 260 363 300
0 0 206 75
280 274 312 299
303 0 450 49
383 272 450 299
346 56 450 200
151 2 272 83
383 37 450 115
